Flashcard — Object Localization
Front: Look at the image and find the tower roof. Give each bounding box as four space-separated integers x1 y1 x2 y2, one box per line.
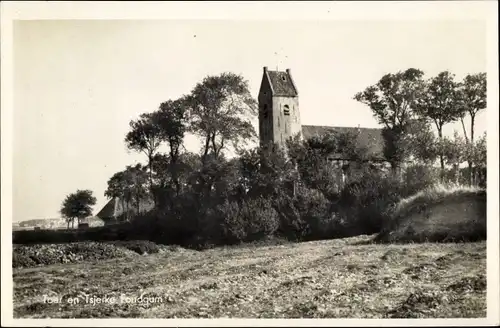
263 67 298 97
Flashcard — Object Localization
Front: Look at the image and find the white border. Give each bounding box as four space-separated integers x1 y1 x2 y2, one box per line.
1 1 499 327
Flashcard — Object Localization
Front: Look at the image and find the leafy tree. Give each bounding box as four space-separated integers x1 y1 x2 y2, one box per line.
175 72 259 226
472 132 487 169
104 171 131 221
239 144 307 240
458 73 487 185
243 143 297 199
354 68 425 170
441 131 467 184
211 157 242 201
150 153 171 191
187 72 258 162
404 119 439 165
191 154 237 200
286 130 380 199
467 132 487 186
335 129 375 161
124 164 149 215
287 132 339 197
156 97 190 196
415 71 463 177
237 148 262 196
104 164 149 221
150 151 202 207
60 190 97 229
125 112 163 202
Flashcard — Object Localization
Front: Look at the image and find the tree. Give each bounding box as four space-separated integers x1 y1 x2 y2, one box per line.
238 143 298 201
354 68 425 170
306 144 341 196
287 132 341 197
335 129 374 161
104 165 149 221
153 151 202 203
124 164 149 215
60 190 97 229
415 71 463 178
467 132 487 186
404 119 439 165
472 132 487 170
187 72 258 163
125 112 163 203
156 97 189 196
458 73 487 185
441 131 467 184
104 171 131 221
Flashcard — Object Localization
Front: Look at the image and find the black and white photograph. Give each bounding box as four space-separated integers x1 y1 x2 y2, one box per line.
1 1 498 325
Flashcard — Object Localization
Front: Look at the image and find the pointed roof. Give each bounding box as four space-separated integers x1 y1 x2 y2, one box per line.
96 197 155 222
96 198 117 220
262 67 298 97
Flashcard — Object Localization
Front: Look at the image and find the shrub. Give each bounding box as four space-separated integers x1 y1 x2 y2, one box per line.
293 186 333 240
339 171 400 235
129 196 199 246
117 240 160 254
210 197 280 245
403 164 439 195
12 242 138 268
12 224 135 245
274 193 308 241
12 252 36 268
216 200 244 244
240 197 280 241
129 210 163 241
335 163 441 236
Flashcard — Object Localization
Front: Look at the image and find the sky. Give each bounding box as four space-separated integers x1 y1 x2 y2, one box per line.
13 19 488 222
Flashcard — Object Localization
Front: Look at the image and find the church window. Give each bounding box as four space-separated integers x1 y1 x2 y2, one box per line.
283 104 290 116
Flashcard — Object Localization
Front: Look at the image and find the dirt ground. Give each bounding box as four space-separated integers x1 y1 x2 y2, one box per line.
13 235 486 318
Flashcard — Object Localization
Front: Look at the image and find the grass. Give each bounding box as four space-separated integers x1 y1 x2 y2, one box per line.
393 183 484 216
375 183 486 243
12 235 486 318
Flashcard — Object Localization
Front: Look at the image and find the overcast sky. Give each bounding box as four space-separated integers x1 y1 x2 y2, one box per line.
13 19 488 222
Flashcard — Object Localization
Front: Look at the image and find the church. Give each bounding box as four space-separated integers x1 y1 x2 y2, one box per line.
257 66 386 162
97 67 388 225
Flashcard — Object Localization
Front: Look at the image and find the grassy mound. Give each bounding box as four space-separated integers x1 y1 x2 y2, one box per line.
375 184 486 243
13 240 160 269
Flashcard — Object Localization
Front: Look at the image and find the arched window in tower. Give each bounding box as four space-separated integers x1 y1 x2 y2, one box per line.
283 104 290 116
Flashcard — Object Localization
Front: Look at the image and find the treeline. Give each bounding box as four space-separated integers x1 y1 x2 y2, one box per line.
354 69 486 184
95 69 487 249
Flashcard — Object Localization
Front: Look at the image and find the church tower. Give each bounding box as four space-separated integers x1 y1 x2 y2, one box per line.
258 67 302 149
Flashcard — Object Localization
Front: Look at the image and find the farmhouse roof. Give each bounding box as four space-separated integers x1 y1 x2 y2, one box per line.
96 197 155 222
96 198 117 221
263 67 298 97
301 125 386 160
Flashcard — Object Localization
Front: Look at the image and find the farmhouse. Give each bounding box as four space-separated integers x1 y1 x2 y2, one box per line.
96 197 154 225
